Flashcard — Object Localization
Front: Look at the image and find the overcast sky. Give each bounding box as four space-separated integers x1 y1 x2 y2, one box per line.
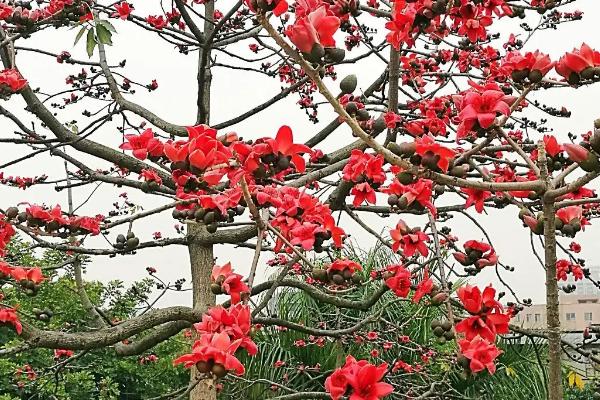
2 0 600 307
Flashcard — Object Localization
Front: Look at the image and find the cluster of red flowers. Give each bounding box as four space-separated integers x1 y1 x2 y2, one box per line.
453 81 515 142
556 259 584 282
390 219 429 258
8 204 103 236
325 355 393 400
343 150 386 206
253 185 345 252
211 263 250 304
455 285 510 374
174 303 257 377
0 172 47 189
382 172 436 215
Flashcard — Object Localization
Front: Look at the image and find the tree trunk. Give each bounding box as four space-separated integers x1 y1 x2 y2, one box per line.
187 222 217 400
543 198 563 400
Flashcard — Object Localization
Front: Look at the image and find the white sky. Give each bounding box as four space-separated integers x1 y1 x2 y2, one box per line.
2 0 600 306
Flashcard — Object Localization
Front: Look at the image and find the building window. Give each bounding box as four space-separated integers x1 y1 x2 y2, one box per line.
535 314 541 323
585 312 593 321
566 313 576 321
526 314 531 322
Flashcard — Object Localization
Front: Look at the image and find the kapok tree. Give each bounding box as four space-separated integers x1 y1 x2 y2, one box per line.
0 0 599 398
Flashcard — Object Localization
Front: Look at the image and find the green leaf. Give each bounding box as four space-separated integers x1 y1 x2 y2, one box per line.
86 28 96 58
74 27 87 46
97 19 117 33
96 24 113 46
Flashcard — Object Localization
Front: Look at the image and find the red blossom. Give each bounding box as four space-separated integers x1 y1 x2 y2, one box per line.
414 135 457 172
0 307 22 334
112 1 133 19
173 332 246 375
325 355 393 400
555 43 600 83
462 187 492 213
119 129 164 160
412 269 433 303
384 263 411 298
0 69 27 92
390 220 430 257
211 263 250 304
459 337 501 374
286 6 340 54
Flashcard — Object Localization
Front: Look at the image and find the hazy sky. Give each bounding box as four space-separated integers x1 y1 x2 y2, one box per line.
2 0 600 307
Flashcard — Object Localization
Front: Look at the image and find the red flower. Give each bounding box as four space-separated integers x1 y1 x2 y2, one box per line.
244 0 288 16
556 205 583 225
0 216 15 256
385 4 416 50
325 355 393 400
457 285 500 315
459 337 501 374
569 241 582 253
266 126 311 173
455 87 512 140
0 307 22 334
414 135 456 172
343 150 386 184
390 220 429 257
10 267 44 284
0 69 27 92
119 129 163 160
462 187 492 213
139 168 163 185
383 111 403 129
328 259 362 275
503 50 554 79
384 264 411 298
412 269 433 303
351 182 377 206
112 1 133 19
454 240 498 268
555 43 600 83
286 6 340 53
455 4 493 43
173 332 246 375
54 349 74 359
194 304 257 355
456 285 510 342
211 263 250 304
543 135 563 157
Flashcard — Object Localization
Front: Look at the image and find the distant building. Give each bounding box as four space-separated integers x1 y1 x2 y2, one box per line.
511 266 600 331
512 294 600 331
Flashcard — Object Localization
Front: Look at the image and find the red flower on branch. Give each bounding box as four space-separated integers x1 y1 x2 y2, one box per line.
414 135 457 172
173 332 246 375
325 355 393 400
0 69 27 92
112 2 133 19
0 307 22 334
286 6 340 53
459 337 501 374
412 269 433 303
555 43 600 84
384 263 411 298
462 187 492 213
119 129 164 160
211 263 250 304
390 219 429 257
